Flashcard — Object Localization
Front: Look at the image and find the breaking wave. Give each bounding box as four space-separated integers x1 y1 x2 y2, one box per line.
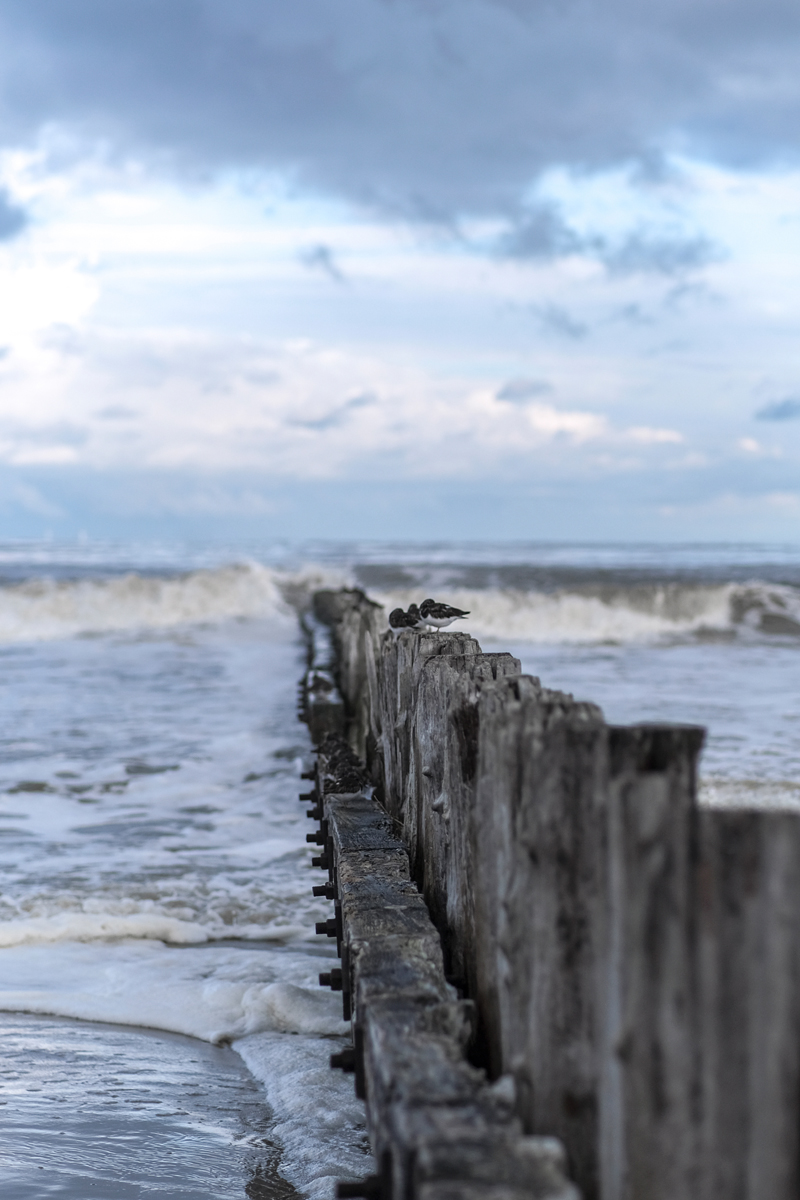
3 559 800 646
373 580 800 644
0 561 347 642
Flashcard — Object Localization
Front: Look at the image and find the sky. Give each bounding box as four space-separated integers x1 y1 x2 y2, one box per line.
1 1 800 542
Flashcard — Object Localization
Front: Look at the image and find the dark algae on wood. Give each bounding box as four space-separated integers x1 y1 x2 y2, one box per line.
298 587 800 1200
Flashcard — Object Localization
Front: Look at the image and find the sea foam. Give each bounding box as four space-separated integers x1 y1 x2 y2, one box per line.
0 939 348 1043
374 579 800 643
0 911 210 948
235 1031 374 1200
0 561 347 642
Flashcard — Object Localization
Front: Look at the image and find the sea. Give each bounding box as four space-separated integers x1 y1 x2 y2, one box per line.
1 539 799 1198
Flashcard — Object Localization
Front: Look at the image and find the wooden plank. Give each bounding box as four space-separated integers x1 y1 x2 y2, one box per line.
414 652 521 986
474 676 606 1198
377 630 480 834
597 724 704 1200
696 808 800 1200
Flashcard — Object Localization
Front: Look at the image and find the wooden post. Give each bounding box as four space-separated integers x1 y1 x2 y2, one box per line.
696 808 800 1200
376 630 479 839
415 651 521 989
597 725 704 1200
474 675 606 1198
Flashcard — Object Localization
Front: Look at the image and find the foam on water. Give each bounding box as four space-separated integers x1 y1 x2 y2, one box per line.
373 579 800 644
0 560 350 642
0 940 348 1042
0 611 371 1196
235 1032 373 1200
1 545 798 650
699 777 800 810
0 911 210 947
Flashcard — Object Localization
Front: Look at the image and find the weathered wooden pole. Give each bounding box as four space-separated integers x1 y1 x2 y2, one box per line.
412 650 521 985
597 725 704 1200
474 675 606 1198
695 808 800 1199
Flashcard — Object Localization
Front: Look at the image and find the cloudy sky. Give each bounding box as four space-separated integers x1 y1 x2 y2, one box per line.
1 0 800 541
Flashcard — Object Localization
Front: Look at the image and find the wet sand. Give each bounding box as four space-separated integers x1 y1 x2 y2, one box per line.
0 1012 299 1200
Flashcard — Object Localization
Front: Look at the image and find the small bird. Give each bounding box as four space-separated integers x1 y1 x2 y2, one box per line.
388 607 419 638
406 603 427 629
419 598 470 629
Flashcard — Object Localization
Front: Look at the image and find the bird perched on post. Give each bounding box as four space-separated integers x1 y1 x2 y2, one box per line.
406 603 427 629
419 598 470 629
388 607 418 638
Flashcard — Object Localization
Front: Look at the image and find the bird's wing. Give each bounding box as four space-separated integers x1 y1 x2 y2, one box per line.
431 603 469 618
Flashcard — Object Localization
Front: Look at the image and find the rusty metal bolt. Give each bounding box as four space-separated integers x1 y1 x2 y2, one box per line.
315 918 337 937
312 883 337 899
330 1047 356 1072
319 968 343 990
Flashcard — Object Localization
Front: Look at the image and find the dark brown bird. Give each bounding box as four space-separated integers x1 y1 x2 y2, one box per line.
419 598 470 629
388 607 418 638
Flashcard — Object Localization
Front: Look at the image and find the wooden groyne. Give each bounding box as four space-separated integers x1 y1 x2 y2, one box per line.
301 588 800 1200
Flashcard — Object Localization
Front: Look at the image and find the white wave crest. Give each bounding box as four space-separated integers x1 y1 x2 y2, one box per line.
0 940 349 1042
374 580 800 644
0 911 210 947
0 561 347 642
699 777 800 811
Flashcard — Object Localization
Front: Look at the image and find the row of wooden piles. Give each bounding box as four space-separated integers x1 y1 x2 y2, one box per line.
302 587 800 1200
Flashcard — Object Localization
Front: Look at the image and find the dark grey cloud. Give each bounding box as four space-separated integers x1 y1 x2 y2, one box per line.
299 244 345 282
0 188 27 239
498 206 718 276
756 397 800 420
497 378 553 403
496 205 582 259
1 2 800 218
602 232 719 276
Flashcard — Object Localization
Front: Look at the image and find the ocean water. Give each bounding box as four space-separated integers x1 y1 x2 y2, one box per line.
1 539 799 1198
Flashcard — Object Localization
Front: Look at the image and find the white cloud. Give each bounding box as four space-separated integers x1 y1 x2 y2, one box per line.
526 403 608 442
0 259 98 340
0 326 699 480
737 436 783 458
